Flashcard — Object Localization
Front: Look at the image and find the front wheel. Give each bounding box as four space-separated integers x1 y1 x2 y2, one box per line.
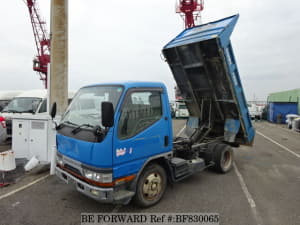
133 163 167 207
212 144 234 173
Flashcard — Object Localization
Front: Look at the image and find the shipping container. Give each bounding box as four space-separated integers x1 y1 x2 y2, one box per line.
268 102 298 123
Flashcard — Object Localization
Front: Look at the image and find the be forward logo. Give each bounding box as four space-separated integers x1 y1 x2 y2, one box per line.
116 148 126 157
116 147 133 157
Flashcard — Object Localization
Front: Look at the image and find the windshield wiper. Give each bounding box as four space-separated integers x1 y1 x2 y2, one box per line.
64 121 78 126
57 120 78 130
3 109 20 113
22 109 35 114
71 123 94 135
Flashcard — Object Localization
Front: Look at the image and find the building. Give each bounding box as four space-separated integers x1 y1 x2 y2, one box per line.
267 88 300 123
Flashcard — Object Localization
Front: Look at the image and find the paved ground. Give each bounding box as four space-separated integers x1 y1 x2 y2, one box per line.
0 120 299 225
0 140 11 153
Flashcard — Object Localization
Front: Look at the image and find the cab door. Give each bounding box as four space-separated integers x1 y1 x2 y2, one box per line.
112 88 172 179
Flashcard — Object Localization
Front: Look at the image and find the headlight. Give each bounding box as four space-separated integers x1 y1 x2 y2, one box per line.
56 154 64 166
83 170 93 180
83 169 112 183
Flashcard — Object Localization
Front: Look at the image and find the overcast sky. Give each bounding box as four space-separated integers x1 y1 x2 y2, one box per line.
0 0 299 101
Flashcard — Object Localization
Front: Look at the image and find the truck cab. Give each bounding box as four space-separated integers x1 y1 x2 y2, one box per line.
55 82 173 205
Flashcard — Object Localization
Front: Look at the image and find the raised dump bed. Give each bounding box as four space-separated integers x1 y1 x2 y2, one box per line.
163 14 255 145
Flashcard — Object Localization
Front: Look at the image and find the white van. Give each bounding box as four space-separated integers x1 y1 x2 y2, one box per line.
2 89 75 137
175 101 189 118
247 103 262 120
0 90 23 111
0 90 23 143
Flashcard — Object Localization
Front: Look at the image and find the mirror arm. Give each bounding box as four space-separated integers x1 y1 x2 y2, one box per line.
52 120 58 130
104 127 109 134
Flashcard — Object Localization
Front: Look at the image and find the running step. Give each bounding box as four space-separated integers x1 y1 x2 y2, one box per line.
170 157 190 178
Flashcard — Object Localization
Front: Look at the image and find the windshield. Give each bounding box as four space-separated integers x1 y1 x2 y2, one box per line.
2 97 42 113
0 100 9 112
247 104 257 112
61 86 123 127
179 104 187 109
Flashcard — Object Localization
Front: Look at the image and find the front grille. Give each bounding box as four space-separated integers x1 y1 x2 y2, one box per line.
64 164 82 176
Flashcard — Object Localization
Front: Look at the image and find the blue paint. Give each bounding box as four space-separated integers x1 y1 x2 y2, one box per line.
163 14 255 145
224 119 240 134
57 130 113 168
268 102 298 123
56 82 173 179
224 119 240 143
164 14 239 49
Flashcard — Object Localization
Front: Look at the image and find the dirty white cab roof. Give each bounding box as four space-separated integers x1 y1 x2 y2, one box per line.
0 90 24 100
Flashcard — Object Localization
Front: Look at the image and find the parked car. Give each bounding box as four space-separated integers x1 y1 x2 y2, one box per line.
286 114 300 129
175 101 189 118
2 89 75 138
0 91 19 142
247 103 262 120
0 114 7 144
0 90 23 112
292 117 300 132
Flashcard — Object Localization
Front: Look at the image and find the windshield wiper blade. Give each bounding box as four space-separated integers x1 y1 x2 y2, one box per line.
5 109 20 113
71 123 94 135
64 121 78 126
22 110 35 113
57 120 78 130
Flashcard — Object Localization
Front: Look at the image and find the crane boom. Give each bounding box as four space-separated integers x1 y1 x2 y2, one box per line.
24 0 50 88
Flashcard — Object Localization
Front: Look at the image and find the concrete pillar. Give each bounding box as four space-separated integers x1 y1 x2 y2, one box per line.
49 0 68 116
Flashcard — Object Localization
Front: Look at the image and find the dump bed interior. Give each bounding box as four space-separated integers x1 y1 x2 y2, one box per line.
163 15 255 145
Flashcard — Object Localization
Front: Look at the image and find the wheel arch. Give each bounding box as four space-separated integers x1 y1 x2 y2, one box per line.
129 152 172 192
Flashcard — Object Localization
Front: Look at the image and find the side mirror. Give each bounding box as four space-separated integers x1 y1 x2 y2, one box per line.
50 102 57 119
101 102 114 128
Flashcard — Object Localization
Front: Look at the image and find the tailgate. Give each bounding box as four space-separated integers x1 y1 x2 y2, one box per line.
162 14 255 145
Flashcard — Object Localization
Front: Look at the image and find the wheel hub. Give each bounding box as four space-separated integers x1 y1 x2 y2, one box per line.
222 150 232 169
143 173 162 200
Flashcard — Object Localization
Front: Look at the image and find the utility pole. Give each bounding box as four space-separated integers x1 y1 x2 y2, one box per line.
49 0 68 116
49 0 68 175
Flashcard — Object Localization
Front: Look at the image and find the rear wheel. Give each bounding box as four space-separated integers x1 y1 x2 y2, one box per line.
133 163 167 207
212 144 234 173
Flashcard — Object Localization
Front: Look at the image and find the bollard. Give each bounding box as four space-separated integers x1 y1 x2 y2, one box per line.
50 146 57 175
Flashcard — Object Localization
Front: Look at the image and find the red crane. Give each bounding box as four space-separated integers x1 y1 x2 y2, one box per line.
176 0 204 29
24 0 50 88
174 0 204 100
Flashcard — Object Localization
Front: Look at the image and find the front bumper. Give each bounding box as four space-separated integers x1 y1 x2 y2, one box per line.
55 166 134 204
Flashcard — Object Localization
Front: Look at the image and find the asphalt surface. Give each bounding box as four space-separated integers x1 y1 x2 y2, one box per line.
0 120 299 225
0 141 11 153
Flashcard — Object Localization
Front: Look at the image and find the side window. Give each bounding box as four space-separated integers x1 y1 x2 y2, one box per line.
118 91 162 140
38 99 47 113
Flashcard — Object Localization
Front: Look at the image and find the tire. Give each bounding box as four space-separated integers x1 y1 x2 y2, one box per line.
204 143 218 165
212 144 234 173
133 163 167 207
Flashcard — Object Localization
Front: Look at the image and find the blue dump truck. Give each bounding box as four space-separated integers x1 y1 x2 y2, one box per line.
52 15 255 207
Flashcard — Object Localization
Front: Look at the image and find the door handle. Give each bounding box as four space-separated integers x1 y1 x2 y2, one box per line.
164 136 169 147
